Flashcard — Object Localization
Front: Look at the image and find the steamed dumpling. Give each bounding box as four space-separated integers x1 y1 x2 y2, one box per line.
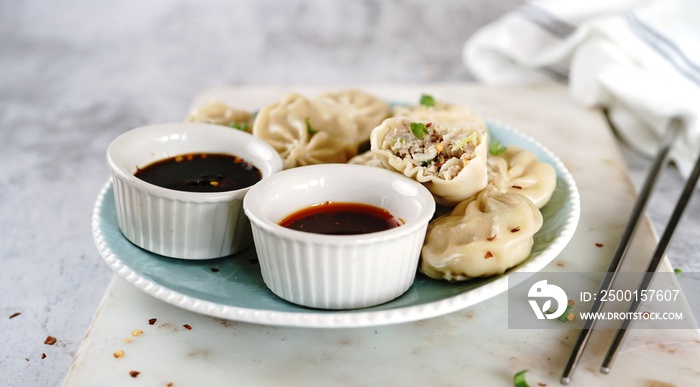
370 116 488 206
420 186 543 281
487 146 557 208
252 93 358 169
186 100 253 132
348 150 385 168
315 89 391 147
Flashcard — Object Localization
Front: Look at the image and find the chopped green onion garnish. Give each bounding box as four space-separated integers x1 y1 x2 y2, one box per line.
674 268 682 278
489 139 507 155
410 122 430 140
451 132 478 152
305 117 317 136
514 370 530 387
229 122 249 131
556 304 574 322
391 138 405 152
545 303 574 322
419 94 435 107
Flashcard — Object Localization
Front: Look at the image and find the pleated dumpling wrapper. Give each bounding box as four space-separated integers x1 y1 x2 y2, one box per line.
420 186 543 281
253 93 358 169
487 146 557 209
186 100 253 132
314 89 391 148
348 150 385 168
370 116 488 206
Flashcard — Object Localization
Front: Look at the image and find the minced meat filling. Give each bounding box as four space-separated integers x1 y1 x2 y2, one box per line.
382 120 480 180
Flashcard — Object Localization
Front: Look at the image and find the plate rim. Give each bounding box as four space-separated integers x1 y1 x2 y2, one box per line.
92 119 581 328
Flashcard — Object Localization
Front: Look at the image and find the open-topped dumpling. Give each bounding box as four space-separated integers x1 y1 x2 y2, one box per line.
370 116 488 206
252 93 358 169
487 146 557 208
186 100 253 132
420 186 543 281
314 89 391 148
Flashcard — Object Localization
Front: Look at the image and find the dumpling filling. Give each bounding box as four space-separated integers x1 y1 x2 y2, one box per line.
381 120 481 180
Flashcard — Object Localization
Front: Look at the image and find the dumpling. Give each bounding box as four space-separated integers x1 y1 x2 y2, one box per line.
420 186 544 281
487 146 557 208
314 89 391 147
392 98 479 124
252 93 358 169
370 116 488 206
186 100 253 132
348 150 385 168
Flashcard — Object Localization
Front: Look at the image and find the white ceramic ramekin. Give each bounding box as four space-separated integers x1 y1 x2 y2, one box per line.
243 164 436 309
107 122 283 259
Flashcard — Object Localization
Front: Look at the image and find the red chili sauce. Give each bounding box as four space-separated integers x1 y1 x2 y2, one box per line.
134 153 261 193
279 202 404 235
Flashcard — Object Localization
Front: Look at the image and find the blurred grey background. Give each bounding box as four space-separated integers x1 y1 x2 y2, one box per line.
2 1 698 386
2 0 521 122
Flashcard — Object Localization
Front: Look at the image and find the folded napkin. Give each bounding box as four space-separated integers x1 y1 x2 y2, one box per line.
463 0 700 178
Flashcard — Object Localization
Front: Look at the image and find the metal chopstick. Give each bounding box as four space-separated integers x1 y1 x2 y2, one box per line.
601 131 700 373
560 117 684 385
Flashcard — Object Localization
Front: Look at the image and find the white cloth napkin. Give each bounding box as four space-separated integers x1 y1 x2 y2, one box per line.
463 0 700 178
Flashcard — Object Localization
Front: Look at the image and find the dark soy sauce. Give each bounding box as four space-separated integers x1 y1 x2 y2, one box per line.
279 202 403 235
135 153 261 192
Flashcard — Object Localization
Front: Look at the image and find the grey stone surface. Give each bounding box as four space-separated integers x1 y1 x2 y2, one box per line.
1 1 697 386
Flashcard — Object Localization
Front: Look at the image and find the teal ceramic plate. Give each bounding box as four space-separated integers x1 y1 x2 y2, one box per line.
92 120 580 328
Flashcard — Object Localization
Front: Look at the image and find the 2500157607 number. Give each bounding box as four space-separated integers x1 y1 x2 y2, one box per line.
586 289 681 303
